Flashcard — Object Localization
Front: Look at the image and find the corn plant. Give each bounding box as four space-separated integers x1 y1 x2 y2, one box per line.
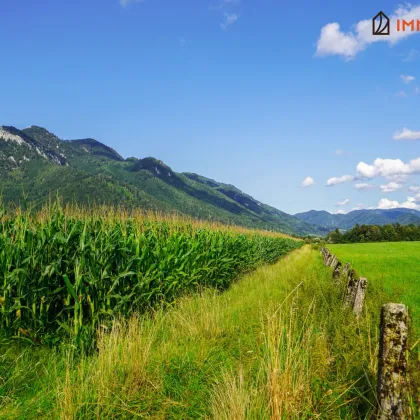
0 201 302 346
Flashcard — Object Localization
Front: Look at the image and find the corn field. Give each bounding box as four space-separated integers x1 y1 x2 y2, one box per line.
0 202 301 346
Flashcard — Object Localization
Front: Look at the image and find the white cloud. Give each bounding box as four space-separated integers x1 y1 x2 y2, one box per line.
316 23 360 59
356 158 420 179
380 182 404 193
401 74 416 84
335 149 346 156
395 91 408 98
335 209 346 215
356 161 378 178
221 13 239 29
393 128 420 141
377 197 420 210
409 185 420 193
301 176 315 188
120 0 143 7
316 4 420 59
336 198 350 206
326 174 354 186
377 198 401 209
355 182 375 190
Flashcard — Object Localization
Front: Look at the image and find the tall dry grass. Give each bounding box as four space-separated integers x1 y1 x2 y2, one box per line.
56 315 161 419
0 246 388 419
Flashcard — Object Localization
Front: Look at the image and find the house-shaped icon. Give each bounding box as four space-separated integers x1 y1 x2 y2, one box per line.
372 11 390 35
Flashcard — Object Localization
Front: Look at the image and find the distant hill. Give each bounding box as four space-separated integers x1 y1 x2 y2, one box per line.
295 208 420 230
0 125 326 236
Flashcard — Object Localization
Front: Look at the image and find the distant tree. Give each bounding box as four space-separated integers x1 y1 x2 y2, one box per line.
327 228 342 244
327 223 420 244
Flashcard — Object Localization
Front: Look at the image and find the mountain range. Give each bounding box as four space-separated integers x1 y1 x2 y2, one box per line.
295 208 420 230
3 125 420 237
0 125 327 236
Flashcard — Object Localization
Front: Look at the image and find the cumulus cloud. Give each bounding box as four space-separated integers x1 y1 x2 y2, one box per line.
356 158 420 179
401 74 415 84
316 4 420 59
221 13 239 29
393 128 420 141
120 0 143 7
377 197 419 210
335 209 346 215
355 182 375 190
336 198 350 206
316 23 360 59
326 175 354 186
380 182 404 193
301 176 315 188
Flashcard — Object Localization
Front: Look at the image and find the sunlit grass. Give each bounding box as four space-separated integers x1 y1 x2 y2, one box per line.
1 246 394 419
329 242 420 334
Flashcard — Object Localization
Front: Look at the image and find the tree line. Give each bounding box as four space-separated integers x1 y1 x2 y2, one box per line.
326 223 420 244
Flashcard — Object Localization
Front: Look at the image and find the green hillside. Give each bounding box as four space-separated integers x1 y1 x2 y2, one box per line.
0 125 325 236
295 208 420 230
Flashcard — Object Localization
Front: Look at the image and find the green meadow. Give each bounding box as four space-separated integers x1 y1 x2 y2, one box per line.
1 206 419 418
0 246 389 419
329 242 420 334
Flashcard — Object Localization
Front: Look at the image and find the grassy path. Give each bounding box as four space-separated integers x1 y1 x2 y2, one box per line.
1 246 383 419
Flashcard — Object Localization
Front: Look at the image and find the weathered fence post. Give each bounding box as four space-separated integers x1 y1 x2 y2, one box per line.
326 253 332 266
344 276 359 308
321 247 327 262
328 254 337 268
344 275 368 317
333 261 342 279
342 262 351 276
325 252 331 265
321 249 367 316
377 303 410 420
352 277 367 318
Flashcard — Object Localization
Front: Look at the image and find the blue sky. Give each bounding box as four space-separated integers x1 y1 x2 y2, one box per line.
2 0 420 214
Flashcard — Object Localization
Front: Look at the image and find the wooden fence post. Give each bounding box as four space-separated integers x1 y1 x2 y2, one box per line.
377 303 410 420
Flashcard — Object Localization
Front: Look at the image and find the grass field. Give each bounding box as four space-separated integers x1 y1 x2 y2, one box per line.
0 246 388 419
329 242 420 334
2 207 420 418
